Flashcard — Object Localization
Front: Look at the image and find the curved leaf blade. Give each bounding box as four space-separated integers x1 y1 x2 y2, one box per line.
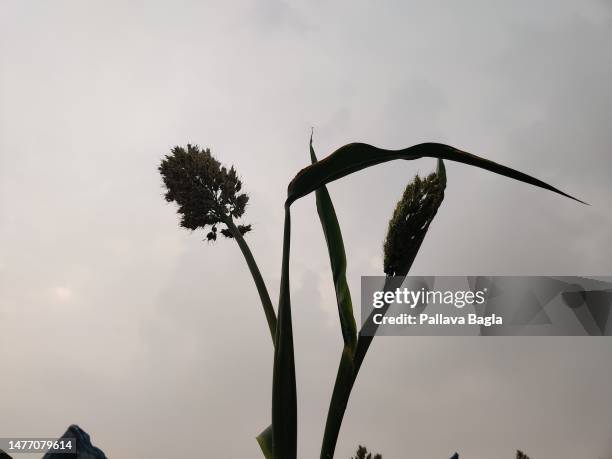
287 142 585 205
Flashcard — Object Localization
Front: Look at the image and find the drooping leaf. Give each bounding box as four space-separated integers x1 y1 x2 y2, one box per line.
310 133 357 351
287 142 585 206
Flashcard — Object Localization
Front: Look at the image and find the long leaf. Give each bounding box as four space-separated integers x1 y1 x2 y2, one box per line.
287 142 585 205
310 133 359 457
271 207 297 459
310 134 357 351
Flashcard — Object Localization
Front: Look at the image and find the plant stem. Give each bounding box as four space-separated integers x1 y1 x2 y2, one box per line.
225 217 277 344
320 275 402 459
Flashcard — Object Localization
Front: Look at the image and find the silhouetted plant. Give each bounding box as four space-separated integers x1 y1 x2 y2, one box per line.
159 144 276 340
517 451 531 459
160 134 582 459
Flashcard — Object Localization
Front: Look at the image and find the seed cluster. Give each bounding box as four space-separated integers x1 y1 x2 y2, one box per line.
159 144 252 241
383 165 446 276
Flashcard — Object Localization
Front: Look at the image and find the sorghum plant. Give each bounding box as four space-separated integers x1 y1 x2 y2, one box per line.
159 136 582 459
159 144 276 342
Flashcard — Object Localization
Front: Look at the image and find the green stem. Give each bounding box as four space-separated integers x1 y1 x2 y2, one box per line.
320 276 402 459
225 217 277 344
320 345 355 459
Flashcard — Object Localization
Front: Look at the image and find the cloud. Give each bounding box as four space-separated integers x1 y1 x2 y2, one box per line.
245 0 312 34
1 1 611 458
53 287 73 302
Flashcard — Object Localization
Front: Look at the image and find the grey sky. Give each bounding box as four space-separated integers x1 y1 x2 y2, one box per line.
1 1 611 458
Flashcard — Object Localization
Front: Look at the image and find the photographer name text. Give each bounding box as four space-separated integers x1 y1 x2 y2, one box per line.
371 287 502 327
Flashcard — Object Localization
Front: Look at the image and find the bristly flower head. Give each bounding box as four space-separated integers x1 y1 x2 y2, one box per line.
159 144 252 241
383 159 446 276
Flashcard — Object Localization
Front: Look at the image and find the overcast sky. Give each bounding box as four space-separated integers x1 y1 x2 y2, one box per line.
1 1 612 458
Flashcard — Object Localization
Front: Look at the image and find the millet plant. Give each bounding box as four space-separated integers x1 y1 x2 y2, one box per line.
159 135 582 459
